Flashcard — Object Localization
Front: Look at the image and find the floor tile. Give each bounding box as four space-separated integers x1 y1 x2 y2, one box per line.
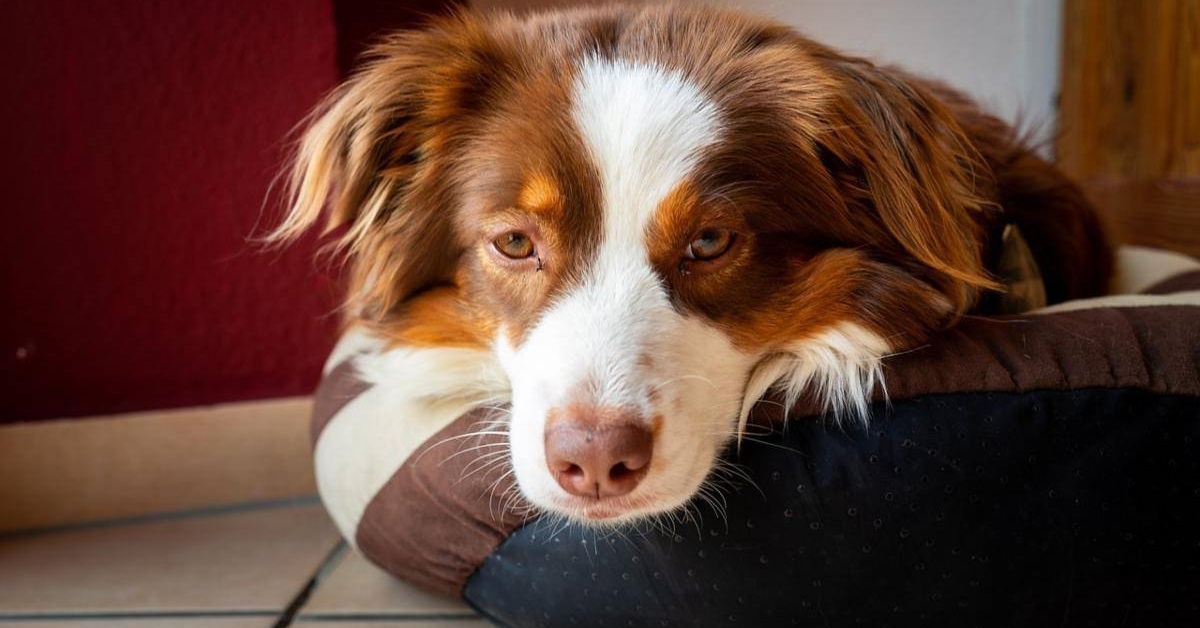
0 619 272 628
299 549 474 618
0 503 340 615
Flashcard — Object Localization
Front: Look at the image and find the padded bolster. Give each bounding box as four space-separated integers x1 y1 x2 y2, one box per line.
310 247 1200 598
469 388 1200 627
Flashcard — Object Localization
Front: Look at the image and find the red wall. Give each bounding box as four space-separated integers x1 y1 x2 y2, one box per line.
1 1 345 422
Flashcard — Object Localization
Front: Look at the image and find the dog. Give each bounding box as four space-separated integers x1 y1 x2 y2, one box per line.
272 4 1112 525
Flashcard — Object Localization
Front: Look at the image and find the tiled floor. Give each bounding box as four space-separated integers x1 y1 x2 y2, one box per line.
0 501 489 627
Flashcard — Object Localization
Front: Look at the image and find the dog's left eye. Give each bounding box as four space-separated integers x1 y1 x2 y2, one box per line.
685 228 735 261
493 231 536 259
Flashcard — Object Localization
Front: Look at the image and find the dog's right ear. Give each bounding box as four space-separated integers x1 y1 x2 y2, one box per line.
268 12 506 319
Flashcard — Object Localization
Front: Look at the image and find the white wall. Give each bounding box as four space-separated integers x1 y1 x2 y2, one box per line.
741 0 1062 140
472 0 1063 144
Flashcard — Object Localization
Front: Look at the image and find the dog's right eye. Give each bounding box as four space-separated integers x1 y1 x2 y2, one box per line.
493 231 536 259
685 228 735 261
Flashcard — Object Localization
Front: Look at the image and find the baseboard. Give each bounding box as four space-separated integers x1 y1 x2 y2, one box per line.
0 397 316 534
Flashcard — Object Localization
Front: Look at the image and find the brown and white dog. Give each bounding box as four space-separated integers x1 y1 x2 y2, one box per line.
273 4 1112 525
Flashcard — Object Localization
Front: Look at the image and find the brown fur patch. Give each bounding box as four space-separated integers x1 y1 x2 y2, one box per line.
376 286 493 350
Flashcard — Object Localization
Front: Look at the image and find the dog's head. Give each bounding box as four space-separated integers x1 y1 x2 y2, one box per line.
275 5 998 524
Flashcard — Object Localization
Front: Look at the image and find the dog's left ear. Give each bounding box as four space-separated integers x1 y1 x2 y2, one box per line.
268 12 507 319
816 59 1001 315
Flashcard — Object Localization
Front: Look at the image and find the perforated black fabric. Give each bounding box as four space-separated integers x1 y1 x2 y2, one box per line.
466 388 1200 627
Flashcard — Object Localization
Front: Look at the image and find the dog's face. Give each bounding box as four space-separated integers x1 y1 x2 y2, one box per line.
277 6 998 523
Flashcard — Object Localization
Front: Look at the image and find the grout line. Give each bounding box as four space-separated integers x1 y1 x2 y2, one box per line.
273 540 348 628
0 495 322 539
309 541 351 586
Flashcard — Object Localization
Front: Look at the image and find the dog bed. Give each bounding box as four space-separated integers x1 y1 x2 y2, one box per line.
311 246 1200 627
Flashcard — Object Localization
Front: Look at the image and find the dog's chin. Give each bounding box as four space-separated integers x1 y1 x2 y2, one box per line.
544 495 663 525
536 490 694 527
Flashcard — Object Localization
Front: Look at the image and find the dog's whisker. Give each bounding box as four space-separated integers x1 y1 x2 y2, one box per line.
680 501 704 539
455 458 510 488
483 465 515 494
437 442 510 466
485 469 519 520
456 449 510 472
710 459 765 500
545 513 575 544
417 430 510 462
649 373 718 392
690 483 729 533
729 436 808 456
456 450 511 478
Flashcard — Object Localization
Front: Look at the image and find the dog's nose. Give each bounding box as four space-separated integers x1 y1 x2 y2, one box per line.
544 409 653 499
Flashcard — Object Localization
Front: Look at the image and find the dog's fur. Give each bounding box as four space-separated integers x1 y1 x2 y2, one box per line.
273 4 1112 524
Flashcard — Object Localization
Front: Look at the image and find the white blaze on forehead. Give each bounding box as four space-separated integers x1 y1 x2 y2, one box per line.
498 60 747 518
513 57 725 409
572 57 722 247
498 59 724 410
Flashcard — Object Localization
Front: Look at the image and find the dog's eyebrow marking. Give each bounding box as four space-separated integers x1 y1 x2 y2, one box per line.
517 172 564 217
571 57 721 255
